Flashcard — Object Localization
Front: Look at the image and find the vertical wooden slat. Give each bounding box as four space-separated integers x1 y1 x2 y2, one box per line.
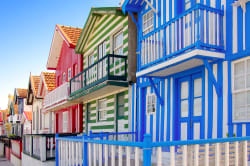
157 147 162 166
205 144 209 166
235 141 239 166
243 141 248 166
225 142 229 166
215 143 220 166
126 146 131 166
183 15 186 48
170 146 175 166
119 146 122 166
99 144 102 166
135 147 140 166
111 145 115 166
73 142 75 165
104 144 108 166
182 145 187 166
88 143 92 166
93 143 97 166
69 141 71 165
76 142 79 166
194 144 199 166
50 137 53 158
79 142 83 166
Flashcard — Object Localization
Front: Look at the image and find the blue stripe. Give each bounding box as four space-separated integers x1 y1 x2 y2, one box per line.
246 124 250 136
207 62 213 139
156 83 160 141
167 78 171 141
237 124 242 137
160 80 165 141
132 84 135 133
201 68 205 139
172 77 177 140
217 62 223 138
150 114 153 137
246 3 250 50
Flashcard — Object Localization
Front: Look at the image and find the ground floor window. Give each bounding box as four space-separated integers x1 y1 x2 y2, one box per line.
232 56 250 122
98 99 107 121
63 111 68 132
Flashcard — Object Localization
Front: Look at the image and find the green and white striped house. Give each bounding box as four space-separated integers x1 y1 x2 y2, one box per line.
69 7 137 135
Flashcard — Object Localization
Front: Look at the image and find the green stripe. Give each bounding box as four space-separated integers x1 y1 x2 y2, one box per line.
107 102 114 107
106 110 114 114
86 17 126 51
94 15 109 31
123 20 128 27
123 37 128 45
107 95 114 100
91 125 114 130
123 46 128 53
124 124 128 128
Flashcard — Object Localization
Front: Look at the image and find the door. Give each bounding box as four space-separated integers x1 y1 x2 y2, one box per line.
177 72 203 140
86 103 91 134
116 92 127 141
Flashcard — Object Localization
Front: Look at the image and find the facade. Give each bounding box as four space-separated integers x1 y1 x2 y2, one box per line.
45 24 83 133
70 7 137 136
121 0 250 142
21 111 32 135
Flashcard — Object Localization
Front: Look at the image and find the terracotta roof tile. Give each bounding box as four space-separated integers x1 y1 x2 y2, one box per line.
16 88 28 98
57 25 82 46
24 111 32 121
31 75 40 97
42 72 56 91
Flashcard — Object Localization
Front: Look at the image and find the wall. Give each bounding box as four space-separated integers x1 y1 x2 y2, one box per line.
32 99 43 134
22 153 55 166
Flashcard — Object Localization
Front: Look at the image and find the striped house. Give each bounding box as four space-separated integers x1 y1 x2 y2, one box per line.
121 0 250 142
69 7 137 135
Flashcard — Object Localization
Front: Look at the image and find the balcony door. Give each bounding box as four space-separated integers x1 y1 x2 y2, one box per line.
176 72 203 140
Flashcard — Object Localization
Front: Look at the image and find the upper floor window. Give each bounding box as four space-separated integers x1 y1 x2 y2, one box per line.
117 92 125 119
232 57 250 122
98 42 106 60
73 64 78 77
88 53 95 67
143 10 154 35
62 111 68 133
68 68 71 81
114 31 123 55
146 93 156 114
63 72 66 83
98 99 107 121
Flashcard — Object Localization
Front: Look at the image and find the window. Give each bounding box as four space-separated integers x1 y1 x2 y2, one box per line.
185 0 191 10
98 99 107 121
88 54 95 67
143 10 154 35
146 93 156 114
87 104 91 123
63 111 68 132
98 42 106 60
232 57 250 122
63 72 66 83
68 68 71 81
73 64 78 77
114 32 123 55
117 92 125 119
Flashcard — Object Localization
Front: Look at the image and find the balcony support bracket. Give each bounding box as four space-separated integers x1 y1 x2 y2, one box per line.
203 59 222 97
143 0 158 14
148 77 164 105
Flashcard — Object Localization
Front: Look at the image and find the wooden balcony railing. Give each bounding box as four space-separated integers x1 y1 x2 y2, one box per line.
11 139 22 159
139 4 224 70
70 54 127 96
56 134 250 166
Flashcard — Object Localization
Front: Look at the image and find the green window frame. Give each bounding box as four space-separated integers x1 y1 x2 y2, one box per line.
117 92 125 120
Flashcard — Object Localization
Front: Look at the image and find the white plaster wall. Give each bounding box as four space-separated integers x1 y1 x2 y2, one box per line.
22 153 55 166
11 154 21 166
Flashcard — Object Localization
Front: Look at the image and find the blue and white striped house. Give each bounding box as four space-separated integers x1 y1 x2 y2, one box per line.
122 0 250 142
55 0 250 165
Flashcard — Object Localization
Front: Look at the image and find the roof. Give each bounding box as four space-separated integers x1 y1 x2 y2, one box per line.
42 72 56 91
24 111 32 121
75 7 123 54
57 25 82 47
30 75 40 97
16 88 28 98
46 25 82 69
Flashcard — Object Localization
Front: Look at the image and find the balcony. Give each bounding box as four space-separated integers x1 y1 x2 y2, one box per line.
43 82 70 111
137 4 225 77
69 54 128 102
13 114 22 123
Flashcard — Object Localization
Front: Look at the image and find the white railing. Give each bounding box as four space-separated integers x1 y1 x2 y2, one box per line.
43 82 69 110
140 4 224 69
56 134 250 166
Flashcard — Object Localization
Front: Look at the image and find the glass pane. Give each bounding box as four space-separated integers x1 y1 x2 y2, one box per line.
152 103 156 113
247 60 250 73
181 81 189 99
234 106 247 121
181 100 189 117
247 74 250 88
234 76 245 90
247 91 250 105
194 78 202 97
118 107 124 117
234 92 246 108
181 123 187 140
234 61 245 76
248 106 250 119
193 98 202 116
193 123 200 139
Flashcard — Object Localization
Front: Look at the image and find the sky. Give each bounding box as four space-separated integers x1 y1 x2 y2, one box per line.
0 0 121 109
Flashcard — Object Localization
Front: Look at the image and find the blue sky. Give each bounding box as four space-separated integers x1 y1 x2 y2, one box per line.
0 0 121 109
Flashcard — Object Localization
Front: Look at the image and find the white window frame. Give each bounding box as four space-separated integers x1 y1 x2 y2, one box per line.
98 99 107 121
143 10 154 35
98 41 106 59
113 31 123 55
146 93 157 115
62 111 68 133
68 68 71 81
232 56 250 122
